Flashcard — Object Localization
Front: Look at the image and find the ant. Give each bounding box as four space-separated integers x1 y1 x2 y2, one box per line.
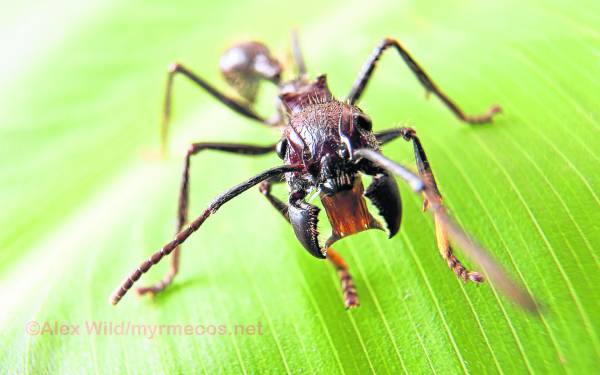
110 32 537 312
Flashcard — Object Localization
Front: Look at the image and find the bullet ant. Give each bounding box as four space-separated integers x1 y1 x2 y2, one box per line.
110 32 537 312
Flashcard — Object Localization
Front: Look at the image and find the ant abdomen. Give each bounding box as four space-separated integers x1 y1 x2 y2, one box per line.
219 41 282 103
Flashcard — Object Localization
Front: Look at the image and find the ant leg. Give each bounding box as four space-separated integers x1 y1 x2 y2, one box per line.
135 142 277 298
259 181 360 309
161 63 272 155
291 30 307 77
258 179 289 219
110 164 298 305
400 128 483 282
371 127 481 281
327 248 360 309
347 38 501 124
354 148 539 312
375 127 437 212
374 128 406 146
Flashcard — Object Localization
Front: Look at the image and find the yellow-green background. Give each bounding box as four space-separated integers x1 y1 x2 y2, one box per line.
1 0 598 373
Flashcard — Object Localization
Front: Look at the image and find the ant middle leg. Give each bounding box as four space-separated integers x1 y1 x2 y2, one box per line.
136 142 277 298
347 38 501 124
373 127 483 283
259 180 360 308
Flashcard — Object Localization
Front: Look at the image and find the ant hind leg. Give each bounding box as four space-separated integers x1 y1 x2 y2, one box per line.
160 63 273 155
291 30 307 77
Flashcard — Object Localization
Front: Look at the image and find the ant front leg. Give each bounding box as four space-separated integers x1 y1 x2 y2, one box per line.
160 63 272 155
347 38 501 124
353 148 539 312
110 164 298 305
327 248 360 309
136 142 276 298
259 181 359 309
374 127 483 283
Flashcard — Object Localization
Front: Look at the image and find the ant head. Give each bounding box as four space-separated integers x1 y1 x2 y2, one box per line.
316 106 376 195
220 41 282 103
279 76 379 195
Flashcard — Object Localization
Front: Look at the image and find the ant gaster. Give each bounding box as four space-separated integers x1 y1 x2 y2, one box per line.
110 32 538 312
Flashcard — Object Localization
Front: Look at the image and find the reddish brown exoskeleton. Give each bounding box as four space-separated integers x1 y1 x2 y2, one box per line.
110 32 537 312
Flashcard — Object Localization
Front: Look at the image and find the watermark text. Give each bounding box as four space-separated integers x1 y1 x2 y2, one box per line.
25 320 263 339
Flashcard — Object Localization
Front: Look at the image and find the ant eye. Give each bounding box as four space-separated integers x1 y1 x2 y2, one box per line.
354 113 372 132
275 138 288 159
302 148 312 161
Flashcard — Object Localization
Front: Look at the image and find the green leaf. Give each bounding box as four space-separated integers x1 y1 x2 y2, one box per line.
1 0 598 373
